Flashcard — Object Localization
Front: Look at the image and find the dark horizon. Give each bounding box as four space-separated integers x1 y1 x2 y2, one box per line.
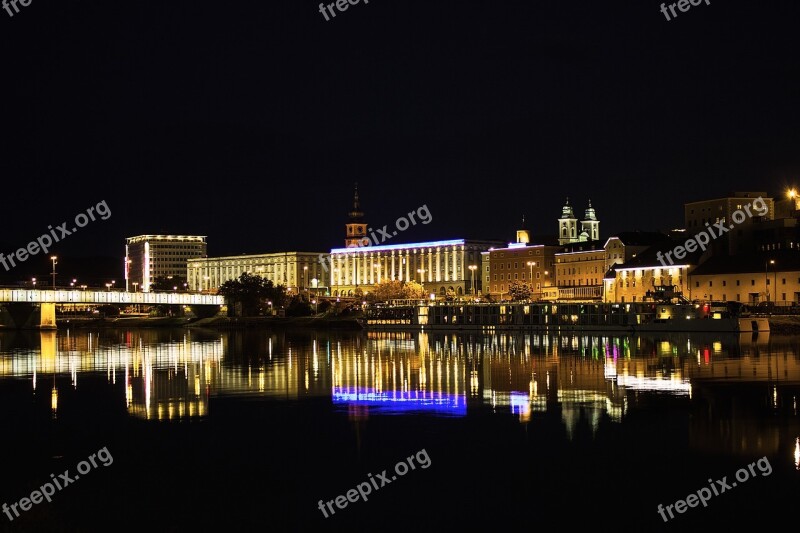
3 0 800 276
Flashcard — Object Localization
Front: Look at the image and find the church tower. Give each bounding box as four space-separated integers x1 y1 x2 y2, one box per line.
581 200 600 242
515 215 530 244
558 198 578 245
345 183 368 248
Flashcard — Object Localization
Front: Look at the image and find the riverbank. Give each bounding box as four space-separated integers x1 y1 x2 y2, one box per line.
56 315 364 330
764 315 800 334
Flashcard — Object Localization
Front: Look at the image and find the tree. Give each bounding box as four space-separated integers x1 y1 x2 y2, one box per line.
370 280 405 302
218 272 286 316
150 276 189 292
509 280 532 301
367 280 428 303
402 281 426 299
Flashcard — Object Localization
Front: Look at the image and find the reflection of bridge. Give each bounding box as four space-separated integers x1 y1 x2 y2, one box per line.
0 289 224 329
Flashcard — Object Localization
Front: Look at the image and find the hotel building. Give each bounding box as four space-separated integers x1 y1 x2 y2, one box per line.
125 235 207 292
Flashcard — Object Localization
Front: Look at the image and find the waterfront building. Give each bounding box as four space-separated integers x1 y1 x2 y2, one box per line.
187 251 327 294
684 192 774 256
603 244 696 303
329 189 501 297
125 235 207 292
329 239 500 298
687 252 800 305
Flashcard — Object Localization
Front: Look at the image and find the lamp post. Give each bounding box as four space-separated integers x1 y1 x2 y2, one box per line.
125 259 132 292
303 265 308 295
32 277 36 289
132 282 139 293
468 265 477 295
70 278 76 288
527 261 536 297
50 256 57 289
766 259 775 303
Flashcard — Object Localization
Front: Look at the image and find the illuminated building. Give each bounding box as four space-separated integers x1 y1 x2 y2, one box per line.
328 189 501 297
484 216 558 300
125 235 207 292
556 232 670 302
187 251 328 293
687 252 800 304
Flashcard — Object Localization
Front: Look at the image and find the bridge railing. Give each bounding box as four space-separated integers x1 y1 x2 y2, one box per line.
0 289 225 306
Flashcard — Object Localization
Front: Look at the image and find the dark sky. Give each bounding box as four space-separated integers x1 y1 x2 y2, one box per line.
2 0 800 278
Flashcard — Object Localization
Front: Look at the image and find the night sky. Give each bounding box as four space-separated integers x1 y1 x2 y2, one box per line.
2 0 800 280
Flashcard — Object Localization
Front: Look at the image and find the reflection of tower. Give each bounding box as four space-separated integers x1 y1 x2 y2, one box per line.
345 183 368 248
558 198 578 245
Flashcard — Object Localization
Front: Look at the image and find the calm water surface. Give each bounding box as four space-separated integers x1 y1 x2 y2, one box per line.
0 328 798 531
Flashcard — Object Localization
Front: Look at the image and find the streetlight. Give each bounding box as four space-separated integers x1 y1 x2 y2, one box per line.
70 278 76 288
303 265 308 294
132 282 139 292
31 277 36 288
105 283 111 291
267 300 273 315
766 259 775 303
527 261 536 296
125 259 132 292
50 256 57 289
468 265 477 295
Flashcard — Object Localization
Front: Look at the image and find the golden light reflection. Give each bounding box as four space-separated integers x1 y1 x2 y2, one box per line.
794 438 799 470
50 386 58 417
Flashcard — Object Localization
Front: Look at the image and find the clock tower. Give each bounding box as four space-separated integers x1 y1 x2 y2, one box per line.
345 183 368 247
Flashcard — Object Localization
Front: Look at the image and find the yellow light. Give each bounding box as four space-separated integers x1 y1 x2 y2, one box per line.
51 386 58 412
789 189 797 199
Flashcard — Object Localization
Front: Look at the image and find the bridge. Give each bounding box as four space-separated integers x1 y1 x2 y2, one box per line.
0 289 225 329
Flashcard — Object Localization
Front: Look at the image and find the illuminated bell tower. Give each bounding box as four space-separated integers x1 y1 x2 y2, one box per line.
558 198 578 245
345 183 368 247
581 199 600 242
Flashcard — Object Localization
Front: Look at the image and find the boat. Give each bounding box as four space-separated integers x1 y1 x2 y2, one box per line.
363 301 770 333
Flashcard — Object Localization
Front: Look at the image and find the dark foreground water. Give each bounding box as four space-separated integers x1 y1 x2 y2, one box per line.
0 327 798 532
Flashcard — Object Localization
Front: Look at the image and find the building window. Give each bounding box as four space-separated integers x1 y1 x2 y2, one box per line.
782 278 786 285
751 279 755 286
695 281 700 288
736 280 740 286
722 280 726 286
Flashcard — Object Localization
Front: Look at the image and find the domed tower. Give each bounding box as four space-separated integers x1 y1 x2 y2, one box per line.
558 198 578 245
581 199 600 242
345 183 369 247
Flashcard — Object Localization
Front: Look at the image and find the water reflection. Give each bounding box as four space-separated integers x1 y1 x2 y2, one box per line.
0 328 799 456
